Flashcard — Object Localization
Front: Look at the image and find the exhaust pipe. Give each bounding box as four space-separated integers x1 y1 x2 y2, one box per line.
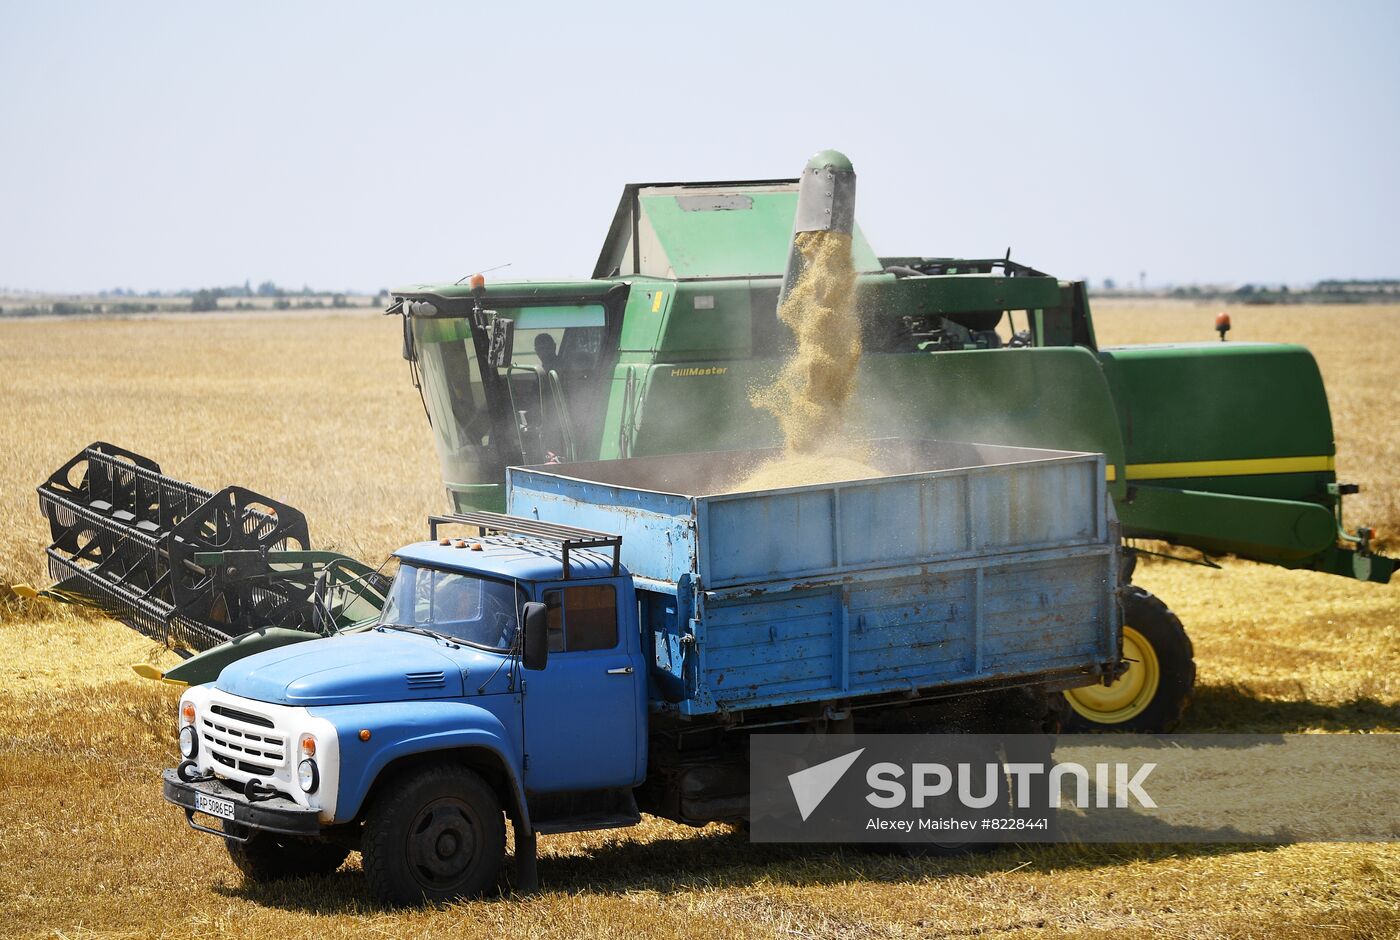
780 149 857 306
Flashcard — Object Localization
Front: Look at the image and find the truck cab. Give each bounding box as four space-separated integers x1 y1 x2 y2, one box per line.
163 513 646 904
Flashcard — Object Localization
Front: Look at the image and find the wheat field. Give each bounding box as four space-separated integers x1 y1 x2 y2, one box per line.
1 302 1397 938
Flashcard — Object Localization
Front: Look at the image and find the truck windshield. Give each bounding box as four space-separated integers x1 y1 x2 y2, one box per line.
379 563 522 651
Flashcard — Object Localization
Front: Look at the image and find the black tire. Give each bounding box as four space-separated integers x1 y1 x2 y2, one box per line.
1063 586 1196 732
222 821 349 882
362 764 505 905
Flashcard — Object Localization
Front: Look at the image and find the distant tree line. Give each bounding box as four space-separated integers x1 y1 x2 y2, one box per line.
1 300 168 316
100 280 347 300
1094 278 1400 306
1 283 391 318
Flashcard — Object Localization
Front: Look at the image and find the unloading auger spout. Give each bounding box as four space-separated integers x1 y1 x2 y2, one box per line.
779 149 857 307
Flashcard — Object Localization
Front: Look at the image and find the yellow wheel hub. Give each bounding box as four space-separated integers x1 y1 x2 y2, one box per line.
1065 625 1161 724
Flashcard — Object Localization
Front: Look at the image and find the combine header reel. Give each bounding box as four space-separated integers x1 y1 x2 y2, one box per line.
37 443 388 652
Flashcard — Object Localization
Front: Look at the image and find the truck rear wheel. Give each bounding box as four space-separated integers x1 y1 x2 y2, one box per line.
1063 586 1195 732
362 764 505 905
222 822 350 882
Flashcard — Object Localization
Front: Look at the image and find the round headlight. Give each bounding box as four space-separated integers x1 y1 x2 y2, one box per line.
297 759 319 793
178 724 198 759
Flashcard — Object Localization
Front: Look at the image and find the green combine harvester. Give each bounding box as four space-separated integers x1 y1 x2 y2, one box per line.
386 149 1396 732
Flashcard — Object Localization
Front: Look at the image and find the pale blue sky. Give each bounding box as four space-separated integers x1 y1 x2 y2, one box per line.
2 1 1396 293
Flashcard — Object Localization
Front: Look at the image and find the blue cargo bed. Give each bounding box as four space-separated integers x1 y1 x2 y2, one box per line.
507 439 1119 717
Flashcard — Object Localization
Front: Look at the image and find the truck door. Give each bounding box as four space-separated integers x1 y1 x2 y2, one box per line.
522 580 643 792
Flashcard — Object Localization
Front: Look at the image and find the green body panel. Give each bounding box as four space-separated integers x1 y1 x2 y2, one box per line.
638 190 881 278
446 481 507 513
1097 341 1355 565
1121 485 1337 560
592 178 879 281
623 275 1067 362
656 281 761 358
848 348 1127 499
1098 343 1334 470
618 279 672 353
863 272 1064 318
610 348 1128 500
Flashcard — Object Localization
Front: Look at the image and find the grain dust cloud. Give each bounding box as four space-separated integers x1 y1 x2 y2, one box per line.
736 231 880 491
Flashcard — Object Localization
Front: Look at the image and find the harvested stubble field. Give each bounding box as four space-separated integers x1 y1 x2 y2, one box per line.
1 302 1398 939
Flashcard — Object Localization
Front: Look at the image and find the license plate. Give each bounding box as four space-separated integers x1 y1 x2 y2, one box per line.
194 792 235 820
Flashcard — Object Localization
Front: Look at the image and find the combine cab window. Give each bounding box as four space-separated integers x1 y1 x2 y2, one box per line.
499 306 609 465
512 325 605 375
409 302 617 501
414 318 494 485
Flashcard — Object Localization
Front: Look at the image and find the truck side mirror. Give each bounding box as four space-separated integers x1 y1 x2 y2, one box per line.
521 602 548 671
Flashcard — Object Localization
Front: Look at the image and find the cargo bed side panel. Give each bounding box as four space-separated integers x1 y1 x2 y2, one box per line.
695 456 1103 590
691 548 1116 715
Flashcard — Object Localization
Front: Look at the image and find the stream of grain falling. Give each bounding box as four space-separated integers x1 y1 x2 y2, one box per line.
734 230 880 491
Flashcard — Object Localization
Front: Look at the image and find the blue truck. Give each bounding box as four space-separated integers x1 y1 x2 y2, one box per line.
162 439 1121 904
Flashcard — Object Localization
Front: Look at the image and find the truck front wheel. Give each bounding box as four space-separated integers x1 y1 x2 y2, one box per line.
1063 586 1195 732
222 822 350 882
362 764 506 905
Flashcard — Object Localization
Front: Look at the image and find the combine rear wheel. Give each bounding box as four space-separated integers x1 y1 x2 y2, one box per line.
1063 586 1195 732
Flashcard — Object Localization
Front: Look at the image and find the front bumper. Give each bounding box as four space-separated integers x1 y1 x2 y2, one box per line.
163 769 321 839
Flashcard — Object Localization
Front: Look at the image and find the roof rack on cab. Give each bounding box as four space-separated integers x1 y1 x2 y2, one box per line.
427 511 621 579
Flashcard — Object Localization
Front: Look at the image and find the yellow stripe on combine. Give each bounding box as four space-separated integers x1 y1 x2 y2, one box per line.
1105 455 1334 482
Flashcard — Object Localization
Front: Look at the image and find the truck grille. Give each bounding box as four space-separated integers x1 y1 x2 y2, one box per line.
201 705 287 776
210 703 275 728
210 751 276 777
